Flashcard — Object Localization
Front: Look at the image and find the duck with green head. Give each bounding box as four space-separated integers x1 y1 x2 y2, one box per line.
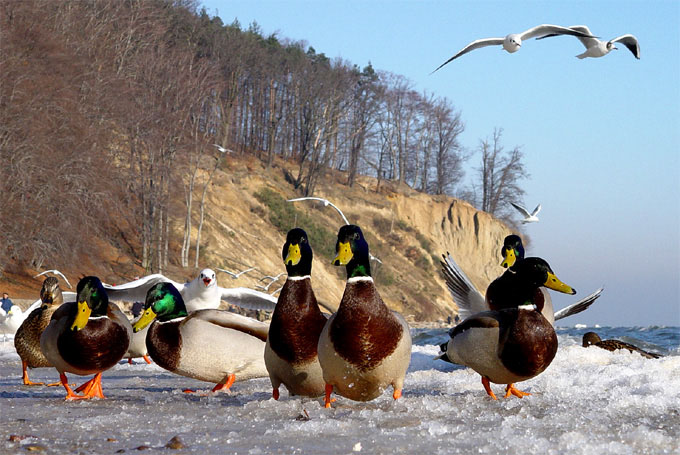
265 228 328 400
14 277 65 386
40 276 132 400
133 282 269 393
439 257 574 400
441 234 602 324
317 225 412 408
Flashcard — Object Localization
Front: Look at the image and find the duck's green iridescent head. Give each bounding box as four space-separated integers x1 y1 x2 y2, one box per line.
133 282 187 332
333 224 371 278
283 228 313 277
516 257 576 295
71 276 108 331
500 234 525 268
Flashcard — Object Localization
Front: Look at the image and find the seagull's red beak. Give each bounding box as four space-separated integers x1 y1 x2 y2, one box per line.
202 278 211 286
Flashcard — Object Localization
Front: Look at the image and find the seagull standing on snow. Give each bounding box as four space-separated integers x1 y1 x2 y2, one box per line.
537 25 640 59
511 202 541 224
432 24 596 72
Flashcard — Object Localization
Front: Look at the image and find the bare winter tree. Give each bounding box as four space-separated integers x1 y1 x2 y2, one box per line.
472 128 528 219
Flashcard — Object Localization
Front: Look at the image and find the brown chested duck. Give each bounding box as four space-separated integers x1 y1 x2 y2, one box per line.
582 332 662 359
318 225 412 408
133 282 269 393
264 228 328 400
14 277 65 386
441 234 603 325
40 276 132 400
439 257 576 399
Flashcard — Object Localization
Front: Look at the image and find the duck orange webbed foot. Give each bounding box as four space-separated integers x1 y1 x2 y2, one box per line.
481 377 498 400
504 383 531 399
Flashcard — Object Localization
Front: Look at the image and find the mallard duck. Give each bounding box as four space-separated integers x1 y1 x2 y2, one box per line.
439 257 575 399
264 228 328 400
102 269 277 313
442 235 603 324
582 332 662 359
40 276 132 400
14 277 65 386
318 225 411 408
133 282 269 392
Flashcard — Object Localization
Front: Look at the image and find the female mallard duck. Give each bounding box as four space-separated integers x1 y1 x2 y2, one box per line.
264 228 328 400
133 282 269 392
40 276 132 400
14 277 65 386
318 225 411 408
582 332 662 359
442 234 602 324
439 257 575 399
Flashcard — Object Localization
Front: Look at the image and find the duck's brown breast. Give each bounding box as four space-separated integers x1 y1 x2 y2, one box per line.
57 317 130 371
147 320 182 371
268 279 327 364
330 280 402 372
499 309 557 377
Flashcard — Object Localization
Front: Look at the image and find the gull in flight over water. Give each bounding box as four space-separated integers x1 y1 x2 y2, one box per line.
216 267 257 279
511 202 541 224
33 269 73 289
432 24 596 72
537 25 640 59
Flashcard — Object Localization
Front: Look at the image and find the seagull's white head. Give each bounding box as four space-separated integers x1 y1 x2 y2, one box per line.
503 34 522 53
199 268 216 288
607 41 618 52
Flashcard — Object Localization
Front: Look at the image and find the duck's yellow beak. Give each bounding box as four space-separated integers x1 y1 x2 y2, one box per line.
544 272 576 295
333 241 353 266
285 243 301 266
71 301 91 331
501 247 516 268
133 307 157 333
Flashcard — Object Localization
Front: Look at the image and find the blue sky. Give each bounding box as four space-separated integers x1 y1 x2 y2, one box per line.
200 0 679 326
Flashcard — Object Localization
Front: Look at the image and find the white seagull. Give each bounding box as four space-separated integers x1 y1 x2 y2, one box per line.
216 267 257 279
511 202 541 224
213 144 233 154
440 252 604 325
288 197 383 264
100 268 277 313
259 272 287 283
33 269 73 289
287 197 350 225
432 24 596 72
537 25 640 59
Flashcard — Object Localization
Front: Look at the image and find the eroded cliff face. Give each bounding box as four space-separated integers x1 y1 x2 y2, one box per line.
2 158 513 322
198 162 513 322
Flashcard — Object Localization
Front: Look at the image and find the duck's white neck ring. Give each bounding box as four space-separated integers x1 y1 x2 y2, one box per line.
348 276 373 283
288 275 311 281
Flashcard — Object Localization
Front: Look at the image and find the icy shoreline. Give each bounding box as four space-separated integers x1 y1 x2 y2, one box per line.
1 331 678 454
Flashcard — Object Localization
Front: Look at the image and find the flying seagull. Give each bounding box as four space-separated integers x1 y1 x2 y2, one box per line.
511 202 541 224
259 272 287 284
432 24 597 72
213 144 233 154
33 269 73 289
537 25 640 59
216 267 257 279
288 197 383 264
287 197 350 225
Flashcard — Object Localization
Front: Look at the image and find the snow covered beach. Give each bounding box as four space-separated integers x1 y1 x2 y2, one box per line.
1 326 678 454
